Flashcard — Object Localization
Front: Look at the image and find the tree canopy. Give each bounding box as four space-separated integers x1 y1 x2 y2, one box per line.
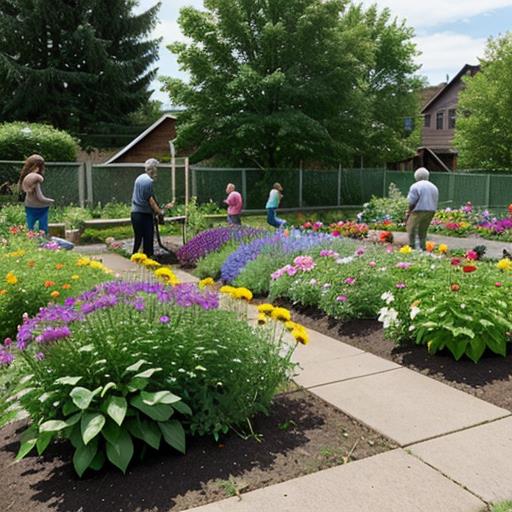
162 0 421 167
0 0 161 133
455 33 512 170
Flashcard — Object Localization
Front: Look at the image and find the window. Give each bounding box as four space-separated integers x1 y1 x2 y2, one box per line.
424 114 431 128
436 111 444 130
448 109 456 129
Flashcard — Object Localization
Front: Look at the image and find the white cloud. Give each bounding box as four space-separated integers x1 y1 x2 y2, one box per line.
415 32 486 83
363 0 512 27
153 19 188 46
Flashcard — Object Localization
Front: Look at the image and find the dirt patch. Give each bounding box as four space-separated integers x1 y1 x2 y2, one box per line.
0 390 394 512
286 302 512 411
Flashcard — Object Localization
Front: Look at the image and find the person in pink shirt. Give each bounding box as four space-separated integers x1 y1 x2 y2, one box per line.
224 183 243 225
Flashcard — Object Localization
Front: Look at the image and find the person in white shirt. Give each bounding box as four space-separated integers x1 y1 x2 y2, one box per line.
406 167 439 250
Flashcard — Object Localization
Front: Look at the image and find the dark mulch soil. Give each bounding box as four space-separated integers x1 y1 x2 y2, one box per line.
0 390 394 512
286 302 512 411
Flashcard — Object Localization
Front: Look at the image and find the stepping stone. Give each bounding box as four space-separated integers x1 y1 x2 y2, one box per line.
410 415 512 502
311 367 509 445
185 449 484 512
293 353 399 388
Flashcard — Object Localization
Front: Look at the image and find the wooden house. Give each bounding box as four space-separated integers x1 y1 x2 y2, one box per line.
105 114 177 164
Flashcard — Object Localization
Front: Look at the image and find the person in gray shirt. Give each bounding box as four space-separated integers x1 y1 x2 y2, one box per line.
130 159 173 256
406 167 439 250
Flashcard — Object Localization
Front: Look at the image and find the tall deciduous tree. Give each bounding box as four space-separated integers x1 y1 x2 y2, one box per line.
162 0 420 167
455 34 512 170
0 0 161 132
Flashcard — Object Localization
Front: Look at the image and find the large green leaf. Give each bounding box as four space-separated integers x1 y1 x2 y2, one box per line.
141 390 181 406
140 419 161 450
73 438 98 477
159 420 186 454
81 413 106 445
123 359 148 375
55 376 83 386
100 382 117 398
106 396 127 426
125 417 145 441
15 427 37 460
40 419 72 433
131 395 173 422
172 400 193 416
465 339 486 364
89 450 106 471
106 430 134 473
36 432 54 455
446 338 468 361
70 387 95 410
102 419 122 445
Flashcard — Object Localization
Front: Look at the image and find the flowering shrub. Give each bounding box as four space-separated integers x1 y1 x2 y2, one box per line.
2 281 299 476
378 258 512 362
195 240 241 280
300 220 369 239
0 234 111 340
358 183 409 225
177 226 264 265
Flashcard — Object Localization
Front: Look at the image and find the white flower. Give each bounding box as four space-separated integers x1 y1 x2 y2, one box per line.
336 256 355 265
409 325 415 332
410 305 420 320
381 291 394 304
378 307 400 329
461 304 466 309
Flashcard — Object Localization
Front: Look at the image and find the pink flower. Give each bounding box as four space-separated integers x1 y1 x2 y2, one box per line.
336 295 348 302
3 338 12 347
331 230 341 238
465 250 478 261
368 261 377 268
355 247 365 257
386 245 394 254
396 262 412 270
495 282 502 288
395 282 406 289
293 255 316 272
344 277 356 285
286 266 298 276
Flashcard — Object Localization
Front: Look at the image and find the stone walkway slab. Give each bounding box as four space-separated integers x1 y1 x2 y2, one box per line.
185 449 484 512
311 367 509 446
293 353 399 388
411 416 512 502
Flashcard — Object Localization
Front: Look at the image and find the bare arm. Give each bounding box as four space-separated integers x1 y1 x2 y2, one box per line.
149 196 163 216
34 182 54 205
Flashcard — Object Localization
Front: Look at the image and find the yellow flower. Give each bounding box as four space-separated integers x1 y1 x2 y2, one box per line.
130 253 147 263
155 267 180 286
5 272 17 285
71 274 80 280
292 328 309 345
220 285 236 296
271 307 291 322
89 261 106 271
199 277 215 289
497 258 512 271
143 258 161 268
234 287 253 301
77 257 91 267
284 321 298 332
399 245 412 254
438 244 448 254
257 303 274 315
7 249 25 258
50 290 60 299
257 313 268 325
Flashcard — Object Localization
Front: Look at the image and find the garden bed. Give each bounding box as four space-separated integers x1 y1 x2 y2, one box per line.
0 390 393 512
282 303 512 411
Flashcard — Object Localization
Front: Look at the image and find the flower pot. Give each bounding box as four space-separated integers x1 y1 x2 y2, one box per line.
65 229 81 244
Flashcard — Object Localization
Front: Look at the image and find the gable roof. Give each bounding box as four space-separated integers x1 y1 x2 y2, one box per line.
104 113 177 164
421 64 480 114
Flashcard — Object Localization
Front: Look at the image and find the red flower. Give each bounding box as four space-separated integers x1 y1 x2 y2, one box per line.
462 265 477 273
451 258 462 266
496 282 502 288
451 283 460 292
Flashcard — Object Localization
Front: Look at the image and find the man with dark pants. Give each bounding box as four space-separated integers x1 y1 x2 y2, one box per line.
131 159 171 257
406 167 439 250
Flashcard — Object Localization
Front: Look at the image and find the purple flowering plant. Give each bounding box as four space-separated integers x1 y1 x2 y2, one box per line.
3 279 294 477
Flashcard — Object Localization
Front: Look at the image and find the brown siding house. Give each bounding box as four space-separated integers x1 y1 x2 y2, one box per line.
389 64 480 171
105 114 177 164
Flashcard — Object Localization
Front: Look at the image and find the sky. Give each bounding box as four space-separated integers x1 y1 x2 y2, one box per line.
136 0 512 107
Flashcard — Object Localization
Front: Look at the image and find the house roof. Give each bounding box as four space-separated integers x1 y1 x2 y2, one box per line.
104 114 177 164
421 64 480 114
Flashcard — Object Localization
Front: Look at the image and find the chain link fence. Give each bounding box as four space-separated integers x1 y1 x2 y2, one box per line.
1 160 511 211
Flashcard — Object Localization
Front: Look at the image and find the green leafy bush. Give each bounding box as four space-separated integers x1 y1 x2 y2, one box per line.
0 122 79 162
4 282 297 476
359 183 408 224
195 241 241 280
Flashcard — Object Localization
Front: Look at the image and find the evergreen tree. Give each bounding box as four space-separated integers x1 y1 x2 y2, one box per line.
0 0 160 132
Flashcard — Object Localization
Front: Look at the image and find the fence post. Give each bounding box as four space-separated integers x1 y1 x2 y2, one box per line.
485 174 491 208
299 161 303 208
241 169 247 208
382 169 387 197
85 161 93 206
337 164 342 206
78 163 85 208
191 166 197 198
171 154 176 204
184 157 190 207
